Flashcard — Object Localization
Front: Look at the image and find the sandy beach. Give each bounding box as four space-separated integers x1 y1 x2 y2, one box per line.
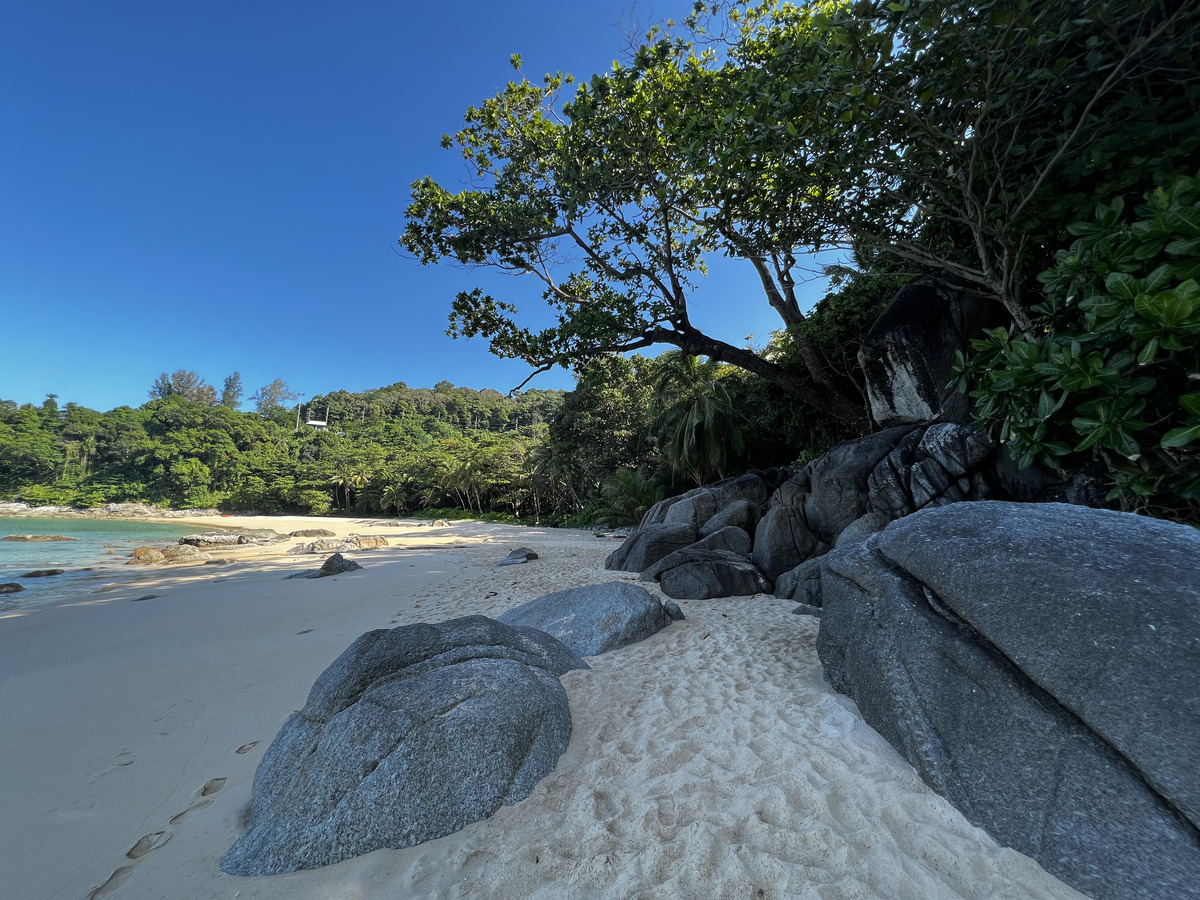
0 516 1085 899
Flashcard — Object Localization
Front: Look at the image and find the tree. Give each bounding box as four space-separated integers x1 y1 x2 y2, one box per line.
148 370 217 405
696 0 1200 330
650 351 746 485
221 372 244 409
403 51 870 429
250 378 298 416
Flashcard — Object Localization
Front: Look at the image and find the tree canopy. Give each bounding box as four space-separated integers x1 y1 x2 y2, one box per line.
403 0 1198 430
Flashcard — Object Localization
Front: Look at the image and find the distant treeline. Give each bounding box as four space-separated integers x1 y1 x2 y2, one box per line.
0 347 866 525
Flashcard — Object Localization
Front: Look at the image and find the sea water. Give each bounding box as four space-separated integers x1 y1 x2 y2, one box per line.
0 518 205 609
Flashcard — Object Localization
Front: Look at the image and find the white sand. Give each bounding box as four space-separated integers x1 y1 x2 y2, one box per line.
0 517 1086 899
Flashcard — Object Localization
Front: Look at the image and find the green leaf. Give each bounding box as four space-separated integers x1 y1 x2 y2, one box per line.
1179 393 1200 416
1137 337 1159 365
1135 287 1200 326
1104 272 1138 299
1142 264 1174 293
1162 423 1200 448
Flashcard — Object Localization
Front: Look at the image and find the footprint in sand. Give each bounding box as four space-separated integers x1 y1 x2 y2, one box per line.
236 741 259 755
86 865 133 899
200 777 226 796
126 830 172 859
168 799 213 824
295 628 313 635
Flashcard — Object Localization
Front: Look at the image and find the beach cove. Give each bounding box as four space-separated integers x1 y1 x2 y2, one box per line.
0 515 1083 899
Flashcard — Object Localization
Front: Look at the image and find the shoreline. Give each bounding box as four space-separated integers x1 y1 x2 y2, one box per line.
0 518 1084 899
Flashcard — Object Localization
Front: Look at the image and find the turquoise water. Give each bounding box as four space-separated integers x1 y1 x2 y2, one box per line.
0 518 206 609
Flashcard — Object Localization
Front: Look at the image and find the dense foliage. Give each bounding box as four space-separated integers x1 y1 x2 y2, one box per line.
957 173 1200 517
0 382 571 521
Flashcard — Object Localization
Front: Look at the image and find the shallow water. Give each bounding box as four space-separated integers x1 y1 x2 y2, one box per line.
0 518 205 609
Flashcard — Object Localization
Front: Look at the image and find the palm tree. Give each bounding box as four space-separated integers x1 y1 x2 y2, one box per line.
650 351 746 486
591 467 665 526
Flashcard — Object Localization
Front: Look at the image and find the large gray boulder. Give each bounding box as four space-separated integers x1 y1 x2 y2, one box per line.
605 522 696 573
857 275 1003 428
644 548 772 600
691 524 752 556
497 582 672 657
817 502 1200 899
221 617 586 876
697 499 760 538
751 505 823 583
803 426 916 541
643 474 773 530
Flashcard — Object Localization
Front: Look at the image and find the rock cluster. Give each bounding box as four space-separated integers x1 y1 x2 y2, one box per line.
606 423 1032 599
127 544 212 565
286 534 389 555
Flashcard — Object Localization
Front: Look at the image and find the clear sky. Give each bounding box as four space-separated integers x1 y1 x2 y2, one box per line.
1 1 834 412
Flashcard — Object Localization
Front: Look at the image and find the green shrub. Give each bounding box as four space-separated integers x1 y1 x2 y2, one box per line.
957 173 1200 518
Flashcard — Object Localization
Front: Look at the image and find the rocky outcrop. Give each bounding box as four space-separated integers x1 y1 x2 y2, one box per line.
289 528 336 538
497 582 672 657
179 532 242 547
0 583 25 594
221 616 586 876
21 568 65 577
815 502 1200 900
287 534 389 555
857 275 1004 428
604 523 696 573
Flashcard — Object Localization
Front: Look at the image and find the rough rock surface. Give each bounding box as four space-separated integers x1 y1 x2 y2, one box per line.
773 558 823 605
643 548 772 600
691 525 752 557
605 523 696 573
221 616 586 876
346 534 389 550
640 474 771 529
816 502 1200 900
497 582 671 657
697 499 760 538
179 531 242 547
857 276 1003 428
751 506 823 584
126 547 166 565
803 426 915 542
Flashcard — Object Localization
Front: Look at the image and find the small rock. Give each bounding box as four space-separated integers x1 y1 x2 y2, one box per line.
289 528 336 538
0 583 25 594
20 568 65 578
127 547 166 565
287 553 363 580
497 547 538 567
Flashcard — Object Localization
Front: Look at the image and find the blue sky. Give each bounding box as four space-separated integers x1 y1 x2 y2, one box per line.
1 1 835 412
